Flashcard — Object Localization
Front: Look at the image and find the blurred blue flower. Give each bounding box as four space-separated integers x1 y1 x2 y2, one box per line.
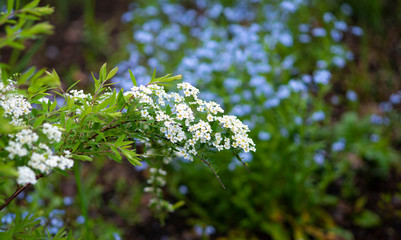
179 185 188 195
311 111 325 122
264 98 280 109
230 104 252 117
351 26 363 36
194 225 203 235
121 12 134 23
331 29 343 42
334 21 348 31
323 12 335 23
258 131 271 141
63 196 74 206
135 160 148 171
205 225 216 236
312 28 326 37
298 23 309 32
134 30 153 43
313 70 331 85
332 56 346 68
341 3 353 16
280 128 289 138
316 60 327 69
49 209 65 218
332 139 346 152
294 116 303 125
370 114 384 125
1 213 15 225
379 102 393 112
314 150 325 165
276 85 290 99
346 90 358 102
390 93 401 104
76 215 85 224
50 218 64 228
299 34 311 43
113 232 122 240
370 134 380 143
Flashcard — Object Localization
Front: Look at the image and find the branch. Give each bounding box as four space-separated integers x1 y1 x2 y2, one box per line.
155 134 226 189
0 174 44 211
194 154 226 189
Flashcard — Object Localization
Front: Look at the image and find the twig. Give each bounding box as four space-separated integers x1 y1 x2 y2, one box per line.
0 174 44 211
194 155 226 189
235 154 251 173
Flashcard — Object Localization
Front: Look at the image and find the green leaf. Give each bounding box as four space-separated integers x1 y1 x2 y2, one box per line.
166 104 172 115
18 67 36 84
115 134 126 145
120 148 141 166
72 142 81 152
99 63 107 81
354 210 381 228
129 69 137 87
72 155 93 161
106 66 118 80
33 115 45 128
49 99 57 111
7 0 13 13
66 80 81 92
149 68 157 83
22 0 40 9
110 146 122 163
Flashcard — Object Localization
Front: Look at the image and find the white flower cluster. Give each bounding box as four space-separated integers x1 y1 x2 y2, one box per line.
0 79 73 185
145 167 173 213
5 126 74 180
0 80 32 126
127 82 256 162
65 89 92 101
17 166 37 185
43 123 62 142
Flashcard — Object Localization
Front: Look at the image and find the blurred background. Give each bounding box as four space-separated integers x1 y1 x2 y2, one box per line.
2 0 401 239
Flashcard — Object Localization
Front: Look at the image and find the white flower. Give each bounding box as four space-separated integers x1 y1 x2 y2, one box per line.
43 123 63 142
17 166 37 185
15 129 39 147
5 141 28 159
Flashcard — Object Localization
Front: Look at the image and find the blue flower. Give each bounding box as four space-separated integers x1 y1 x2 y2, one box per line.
258 131 271 141
346 90 358 102
281 1 297 12
311 111 325 122
334 21 348 31
332 56 346 68
313 70 331 85
134 30 153 43
179 185 188 195
351 26 363 36
332 139 346 152
264 98 280 109
299 34 311 43
314 150 325 165
312 28 326 37
370 134 380 143
63 196 74 206
298 24 309 32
